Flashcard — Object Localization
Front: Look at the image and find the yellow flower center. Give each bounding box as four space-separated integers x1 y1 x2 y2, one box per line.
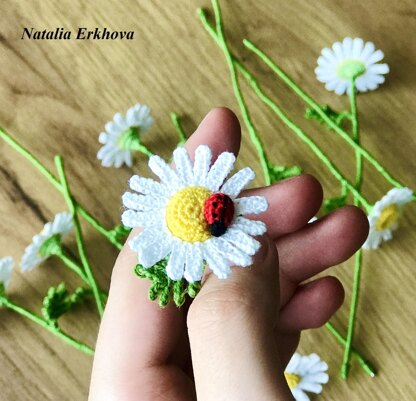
284 372 301 389
165 186 211 242
376 204 400 231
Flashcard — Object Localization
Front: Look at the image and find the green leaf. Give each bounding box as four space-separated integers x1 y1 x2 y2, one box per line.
111 224 132 242
324 195 348 213
305 105 350 129
135 260 201 307
42 283 91 325
268 164 302 183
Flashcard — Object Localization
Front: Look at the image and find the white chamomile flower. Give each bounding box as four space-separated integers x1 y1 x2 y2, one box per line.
363 187 413 250
97 103 154 168
285 353 329 401
121 145 268 282
0 257 14 291
315 37 389 95
21 212 74 272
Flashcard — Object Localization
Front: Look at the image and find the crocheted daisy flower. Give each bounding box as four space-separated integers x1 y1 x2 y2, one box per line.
122 145 268 282
315 37 389 95
0 257 14 291
363 187 413 250
285 353 329 401
97 103 154 168
21 212 74 272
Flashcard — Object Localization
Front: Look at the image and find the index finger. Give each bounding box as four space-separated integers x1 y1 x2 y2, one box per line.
89 107 241 400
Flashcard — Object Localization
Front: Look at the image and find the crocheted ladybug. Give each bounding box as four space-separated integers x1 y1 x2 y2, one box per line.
204 193 235 237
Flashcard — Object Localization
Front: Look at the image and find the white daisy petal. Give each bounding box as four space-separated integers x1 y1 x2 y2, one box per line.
184 244 204 282
193 145 212 186
121 210 162 228
129 175 166 196
292 388 310 401
0 256 14 289
206 152 236 191
148 155 180 189
352 37 364 58
222 228 261 256
367 63 389 75
122 192 164 211
173 146 194 186
166 242 186 280
297 381 322 394
128 228 164 252
214 237 252 267
232 216 267 236
138 237 171 268
235 196 268 215
220 167 255 199
203 242 232 279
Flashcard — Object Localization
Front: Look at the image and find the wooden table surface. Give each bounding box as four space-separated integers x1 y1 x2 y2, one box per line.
0 1 415 400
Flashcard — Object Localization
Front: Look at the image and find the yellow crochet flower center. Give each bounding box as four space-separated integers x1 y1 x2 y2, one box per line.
376 204 400 231
284 372 300 389
165 186 211 243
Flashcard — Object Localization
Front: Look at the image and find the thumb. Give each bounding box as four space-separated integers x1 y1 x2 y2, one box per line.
187 235 293 401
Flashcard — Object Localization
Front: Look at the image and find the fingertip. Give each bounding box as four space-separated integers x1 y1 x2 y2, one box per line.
185 107 241 159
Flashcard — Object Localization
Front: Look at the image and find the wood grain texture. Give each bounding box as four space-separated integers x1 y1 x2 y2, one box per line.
0 0 415 400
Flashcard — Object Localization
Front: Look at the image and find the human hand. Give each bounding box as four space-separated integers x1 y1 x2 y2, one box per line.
89 108 369 401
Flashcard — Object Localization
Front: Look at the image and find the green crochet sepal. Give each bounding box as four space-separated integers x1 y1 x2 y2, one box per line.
324 195 348 213
268 163 302 183
305 105 351 129
42 283 91 327
134 260 201 307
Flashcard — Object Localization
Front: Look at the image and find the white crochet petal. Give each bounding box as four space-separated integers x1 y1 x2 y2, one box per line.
352 37 364 58
291 388 309 401
222 228 261 256
360 41 375 61
129 175 167 196
365 49 384 65
184 243 203 282
367 63 389 75
214 237 252 267
166 242 186 280
285 353 301 373
206 152 236 192
203 241 231 279
98 132 108 144
138 237 171 268
305 372 329 384
173 146 194 186
113 112 128 131
121 210 162 228
122 192 165 211
220 167 255 199
342 37 353 56
232 216 267 236
235 196 268 215
0 257 14 289
193 145 212 186
148 155 180 191
297 381 322 394
128 228 164 252
104 121 120 136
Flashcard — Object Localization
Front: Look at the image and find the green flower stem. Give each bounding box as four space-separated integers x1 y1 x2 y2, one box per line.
242 40 415 201
55 156 104 317
198 9 372 211
325 322 375 377
342 79 364 379
130 142 154 158
0 296 94 355
55 251 88 283
0 127 123 250
198 4 272 185
170 112 187 147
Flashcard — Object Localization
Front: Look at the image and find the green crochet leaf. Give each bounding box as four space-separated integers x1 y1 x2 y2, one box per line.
305 105 350 129
324 195 348 213
42 283 91 325
268 164 302 183
111 224 132 242
134 259 201 307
